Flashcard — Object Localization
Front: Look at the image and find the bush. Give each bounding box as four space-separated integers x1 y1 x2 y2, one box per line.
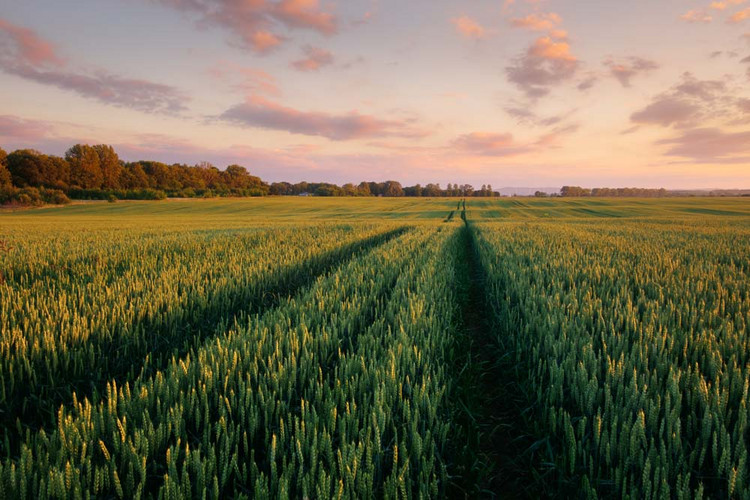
42 189 71 205
0 187 66 207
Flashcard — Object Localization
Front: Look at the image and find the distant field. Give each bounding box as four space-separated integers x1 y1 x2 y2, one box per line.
2 196 749 228
0 197 748 498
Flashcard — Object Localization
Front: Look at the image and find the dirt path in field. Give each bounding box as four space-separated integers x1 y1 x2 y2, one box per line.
450 220 553 499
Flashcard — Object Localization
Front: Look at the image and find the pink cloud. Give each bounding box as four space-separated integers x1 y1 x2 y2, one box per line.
0 18 63 67
291 45 334 71
452 15 485 39
511 12 562 31
208 61 280 97
274 0 336 34
453 132 529 156
529 35 576 62
656 127 750 162
0 18 187 114
681 10 713 22
248 31 283 53
147 0 337 53
220 96 428 140
730 7 750 22
711 0 747 9
506 33 579 98
604 57 659 87
0 114 54 141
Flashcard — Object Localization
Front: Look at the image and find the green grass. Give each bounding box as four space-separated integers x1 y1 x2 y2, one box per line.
3 197 747 229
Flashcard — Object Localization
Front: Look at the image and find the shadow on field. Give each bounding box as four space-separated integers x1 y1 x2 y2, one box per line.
448 221 558 499
1 226 409 459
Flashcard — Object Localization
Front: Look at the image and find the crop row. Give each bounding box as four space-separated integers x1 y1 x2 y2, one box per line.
0 223 466 498
0 223 405 450
473 220 750 498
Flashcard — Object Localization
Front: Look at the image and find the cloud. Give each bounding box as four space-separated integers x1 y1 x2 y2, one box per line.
672 72 727 101
656 127 750 162
453 132 528 156
738 97 750 112
220 96 428 140
0 18 187 114
208 61 280 96
451 15 485 39
510 12 562 31
506 33 579 98
0 18 63 67
630 98 699 127
604 57 659 87
711 0 747 10
0 114 54 141
577 75 598 91
730 7 750 22
534 123 580 147
273 0 336 34
247 31 284 53
291 45 334 71
504 105 571 127
146 0 336 53
630 72 738 128
681 10 713 22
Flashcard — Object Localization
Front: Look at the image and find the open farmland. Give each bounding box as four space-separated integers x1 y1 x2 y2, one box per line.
0 197 749 498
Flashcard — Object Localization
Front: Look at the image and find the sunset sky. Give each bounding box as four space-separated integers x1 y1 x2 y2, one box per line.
1 0 749 188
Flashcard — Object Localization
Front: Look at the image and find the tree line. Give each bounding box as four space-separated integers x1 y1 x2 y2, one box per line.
0 144 500 206
558 186 668 197
0 143 673 207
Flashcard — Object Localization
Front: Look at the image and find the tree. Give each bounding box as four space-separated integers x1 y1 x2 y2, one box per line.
47 155 70 189
382 180 404 197
66 144 103 189
357 182 371 196
423 183 441 197
460 184 474 197
197 162 223 190
93 145 123 189
0 147 11 188
341 183 358 196
224 164 252 190
6 149 59 187
270 182 292 195
140 161 181 191
121 163 150 189
560 186 591 197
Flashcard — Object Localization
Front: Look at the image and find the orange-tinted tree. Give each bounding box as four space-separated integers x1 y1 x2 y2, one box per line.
66 144 103 189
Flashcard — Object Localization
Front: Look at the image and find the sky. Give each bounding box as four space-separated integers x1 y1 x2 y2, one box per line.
0 0 749 188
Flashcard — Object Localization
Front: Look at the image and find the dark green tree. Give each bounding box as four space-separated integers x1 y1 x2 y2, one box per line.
7 149 58 187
